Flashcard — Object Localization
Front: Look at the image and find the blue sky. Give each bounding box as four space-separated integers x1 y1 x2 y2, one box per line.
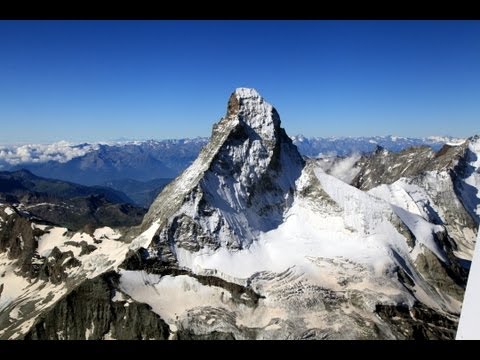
0 20 479 143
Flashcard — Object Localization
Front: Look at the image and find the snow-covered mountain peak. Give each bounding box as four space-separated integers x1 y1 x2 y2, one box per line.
143 88 304 250
226 88 280 142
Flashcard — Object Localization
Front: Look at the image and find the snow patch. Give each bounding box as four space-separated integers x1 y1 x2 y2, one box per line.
94 227 121 240
37 227 70 257
118 271 232 326
85 321 95 340
112 290 127 302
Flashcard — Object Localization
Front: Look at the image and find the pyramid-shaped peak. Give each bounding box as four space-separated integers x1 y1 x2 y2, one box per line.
143 88 305 245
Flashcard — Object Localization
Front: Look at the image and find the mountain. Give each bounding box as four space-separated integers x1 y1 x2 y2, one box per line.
102 178 172 208
0 169 131 203
305 140 480 266
10 146 176 186
0 169 145 231
4 139 206 186
0 88 478 340
351 140 479 261
141 88 305 248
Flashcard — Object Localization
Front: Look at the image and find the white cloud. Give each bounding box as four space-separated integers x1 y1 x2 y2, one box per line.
0 141 99 166
328 153 362 184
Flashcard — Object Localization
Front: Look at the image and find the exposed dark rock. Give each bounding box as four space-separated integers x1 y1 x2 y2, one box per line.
227 92 240 117
120 250 264 308
24 272 170 340
414 248 465 302
396 266 415 289
78 241 97 256
352 141 471 191
63 240 97 255
24 195 146 232
0 212 46 277
374 302 457 340
38 247 81 285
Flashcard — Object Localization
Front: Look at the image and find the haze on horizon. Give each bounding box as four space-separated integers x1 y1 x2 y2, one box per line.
0 20 479 144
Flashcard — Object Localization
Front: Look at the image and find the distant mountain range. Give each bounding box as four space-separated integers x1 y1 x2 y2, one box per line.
0 136 464 179
0 139 207 186
291 135 466 157
0 135 465 208
0 169 146 231
101 178 172 208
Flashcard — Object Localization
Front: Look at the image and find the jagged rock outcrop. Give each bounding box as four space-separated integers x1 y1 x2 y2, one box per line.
359 137 479 260
0 203 151 339
0 208 47 277
352 142 469 190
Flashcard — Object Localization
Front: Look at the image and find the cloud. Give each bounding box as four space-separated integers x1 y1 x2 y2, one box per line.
328 153 362 184
0 141 99 166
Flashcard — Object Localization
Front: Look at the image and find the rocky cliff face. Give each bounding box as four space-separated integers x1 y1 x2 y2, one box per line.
24 272 170 340
354 138 479 261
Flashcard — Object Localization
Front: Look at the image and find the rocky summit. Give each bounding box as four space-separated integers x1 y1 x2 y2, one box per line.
141 88 304 255
0 88 479 339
